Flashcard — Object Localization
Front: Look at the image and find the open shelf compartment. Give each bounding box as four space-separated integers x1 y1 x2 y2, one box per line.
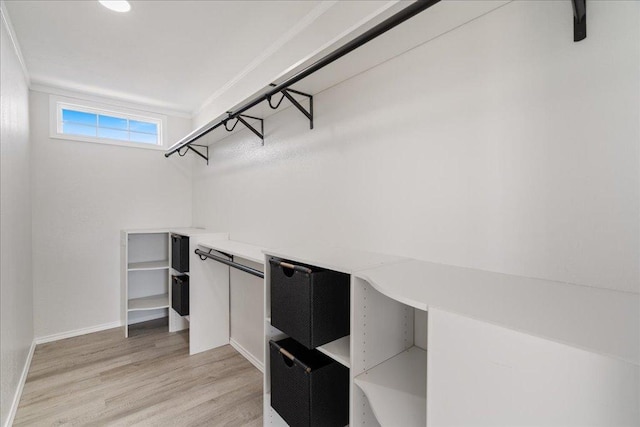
317 335 350 368
128 293 169 311
351 276 427 426
355 346 427 426
128 260 169 271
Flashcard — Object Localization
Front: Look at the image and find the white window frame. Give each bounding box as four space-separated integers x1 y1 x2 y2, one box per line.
49 95 167 151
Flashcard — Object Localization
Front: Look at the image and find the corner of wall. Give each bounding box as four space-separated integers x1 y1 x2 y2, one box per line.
3 340 36 427
0 1 30 85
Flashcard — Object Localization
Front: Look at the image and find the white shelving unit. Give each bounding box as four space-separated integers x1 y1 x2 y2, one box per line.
260 246 639 426
351 258 639 426
121 227 222 338
262 247 403 426
121 230 171 337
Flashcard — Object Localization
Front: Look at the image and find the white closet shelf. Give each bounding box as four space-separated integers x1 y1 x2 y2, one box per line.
317 336 350 368
127 260 169 271
128 293 169 311
354 347 427 427
355 260 639 365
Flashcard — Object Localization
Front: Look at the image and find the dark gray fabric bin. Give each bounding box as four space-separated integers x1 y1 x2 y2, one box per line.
171 233 189 273
171 275 189 316
270 338 349 427
269 257 350 349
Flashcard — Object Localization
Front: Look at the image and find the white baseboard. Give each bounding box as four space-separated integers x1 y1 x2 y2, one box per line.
35 320 122 344
230 338 264 373
5 340 36 427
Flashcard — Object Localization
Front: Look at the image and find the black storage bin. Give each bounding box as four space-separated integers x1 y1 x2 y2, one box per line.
270 257 349 349
171 275 189 316
171 234 189 273
270 338 348 427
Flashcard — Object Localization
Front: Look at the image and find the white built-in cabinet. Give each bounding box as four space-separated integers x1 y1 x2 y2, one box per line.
121 230 173 337
121 234 638 425
261 247 639 426
121 228 220 339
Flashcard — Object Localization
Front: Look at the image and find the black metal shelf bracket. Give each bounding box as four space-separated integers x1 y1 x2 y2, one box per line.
268 85 313 129
224 113 265 145
177 143 209 165
572 0 586 42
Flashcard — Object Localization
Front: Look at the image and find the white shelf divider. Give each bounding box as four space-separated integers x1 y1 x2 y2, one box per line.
354 346 427 426
317 335 350 368
128 293 169 311
127 260 169 271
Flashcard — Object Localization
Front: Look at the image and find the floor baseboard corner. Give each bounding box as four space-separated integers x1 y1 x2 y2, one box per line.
5 339 36 427
35 320 122 345
230 338 264 373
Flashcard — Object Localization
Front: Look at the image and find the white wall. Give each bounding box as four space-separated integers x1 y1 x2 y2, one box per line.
0 7 33 426
193 0 639 299
30 90 193 339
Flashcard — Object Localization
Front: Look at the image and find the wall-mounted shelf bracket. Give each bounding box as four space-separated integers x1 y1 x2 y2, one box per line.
224 113 264 145
178 143 209 165
572 0 586 42
268 85 314 129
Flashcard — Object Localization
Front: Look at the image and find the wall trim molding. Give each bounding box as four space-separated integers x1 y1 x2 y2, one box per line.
35 312 169 345
230 338 264 373
4 340 36 427
35 321 122 345
30 83 192 119
0 0 30 85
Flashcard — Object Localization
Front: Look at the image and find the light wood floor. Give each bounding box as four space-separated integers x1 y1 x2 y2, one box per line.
14 319 263 426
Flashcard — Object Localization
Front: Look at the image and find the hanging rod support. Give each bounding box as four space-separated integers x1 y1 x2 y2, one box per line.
178 144 209 165
269 84 313 130
195 248 264 278
165 0 441 158
237 114 264 145
224 113 264 145
572 0 586 42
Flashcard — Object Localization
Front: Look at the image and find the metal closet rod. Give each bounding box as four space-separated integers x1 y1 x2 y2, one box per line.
194 248 264 278
165 0 441 158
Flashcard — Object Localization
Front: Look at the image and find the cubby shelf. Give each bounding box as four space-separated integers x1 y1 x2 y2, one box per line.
317 336 350 368
127 260 169 271
128 293 169 311
354 346 427 426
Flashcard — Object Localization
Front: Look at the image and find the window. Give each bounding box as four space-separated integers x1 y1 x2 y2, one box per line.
50 96 166 150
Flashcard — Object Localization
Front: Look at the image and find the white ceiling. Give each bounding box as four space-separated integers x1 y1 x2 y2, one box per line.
4 0 325 114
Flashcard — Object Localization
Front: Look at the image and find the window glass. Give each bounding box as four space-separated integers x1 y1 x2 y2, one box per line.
63 122 97 137
57 103 162 148
130 120 157 134
99 114 128 131
62 109 97 126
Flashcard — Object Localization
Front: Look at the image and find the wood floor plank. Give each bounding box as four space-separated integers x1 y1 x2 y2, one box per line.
13 319 263 426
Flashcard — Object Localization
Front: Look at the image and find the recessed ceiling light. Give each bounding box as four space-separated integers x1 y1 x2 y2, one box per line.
99 1 131 13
